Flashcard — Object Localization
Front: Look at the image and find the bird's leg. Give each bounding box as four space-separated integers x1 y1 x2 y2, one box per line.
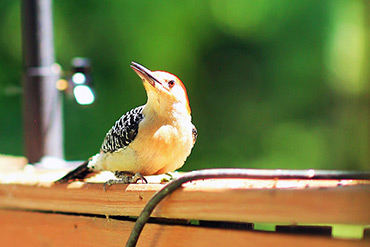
103 171 147 191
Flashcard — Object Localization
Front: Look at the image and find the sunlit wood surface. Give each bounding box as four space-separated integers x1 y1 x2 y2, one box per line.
0 158 369 247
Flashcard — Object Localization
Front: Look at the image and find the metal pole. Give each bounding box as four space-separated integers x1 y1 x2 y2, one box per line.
21 0 63 163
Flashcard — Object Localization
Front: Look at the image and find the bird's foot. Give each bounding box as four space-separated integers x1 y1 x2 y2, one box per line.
103 172 147 191
161 172 176 183
165 172 174 180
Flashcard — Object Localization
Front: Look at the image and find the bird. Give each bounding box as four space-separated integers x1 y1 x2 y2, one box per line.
56 62 197 188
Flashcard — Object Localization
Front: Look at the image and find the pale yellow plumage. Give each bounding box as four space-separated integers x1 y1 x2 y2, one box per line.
57 62 196 184
88 64 196 176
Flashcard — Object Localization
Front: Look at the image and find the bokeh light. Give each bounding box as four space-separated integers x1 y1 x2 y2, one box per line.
0 0 368 170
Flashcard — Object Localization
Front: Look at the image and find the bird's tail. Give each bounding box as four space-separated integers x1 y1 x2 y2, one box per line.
55 160 94 183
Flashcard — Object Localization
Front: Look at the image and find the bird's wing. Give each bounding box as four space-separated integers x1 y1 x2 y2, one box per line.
192 124 198 145
101 106 144 153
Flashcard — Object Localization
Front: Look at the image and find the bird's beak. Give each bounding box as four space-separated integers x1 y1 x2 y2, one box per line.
130 62 162 88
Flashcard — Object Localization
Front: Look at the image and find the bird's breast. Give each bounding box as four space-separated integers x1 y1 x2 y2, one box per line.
130 117 194 175
91 115 194 175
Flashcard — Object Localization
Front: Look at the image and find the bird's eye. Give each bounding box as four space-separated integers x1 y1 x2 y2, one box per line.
168 80 175 88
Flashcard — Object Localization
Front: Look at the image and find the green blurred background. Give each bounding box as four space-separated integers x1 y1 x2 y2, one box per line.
0 0 369 170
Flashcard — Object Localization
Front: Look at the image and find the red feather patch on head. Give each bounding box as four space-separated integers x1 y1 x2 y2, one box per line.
156 71 191 115
174 75 191 115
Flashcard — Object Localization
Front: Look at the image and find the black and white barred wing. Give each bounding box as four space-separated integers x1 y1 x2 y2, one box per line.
101 106 144 153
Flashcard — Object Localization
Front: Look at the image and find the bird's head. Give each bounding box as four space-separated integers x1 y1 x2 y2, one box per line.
130 62 191 116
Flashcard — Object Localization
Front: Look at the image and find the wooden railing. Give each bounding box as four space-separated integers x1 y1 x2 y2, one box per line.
0 160 369 246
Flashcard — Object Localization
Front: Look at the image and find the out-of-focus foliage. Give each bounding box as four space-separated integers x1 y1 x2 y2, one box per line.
0 0 369 170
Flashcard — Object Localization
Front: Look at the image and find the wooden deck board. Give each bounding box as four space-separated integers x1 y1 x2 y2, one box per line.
0 210 368 247
1 162 369 246
0 180 369 225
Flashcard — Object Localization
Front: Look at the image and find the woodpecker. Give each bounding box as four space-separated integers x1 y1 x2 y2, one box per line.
56 62 197 187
